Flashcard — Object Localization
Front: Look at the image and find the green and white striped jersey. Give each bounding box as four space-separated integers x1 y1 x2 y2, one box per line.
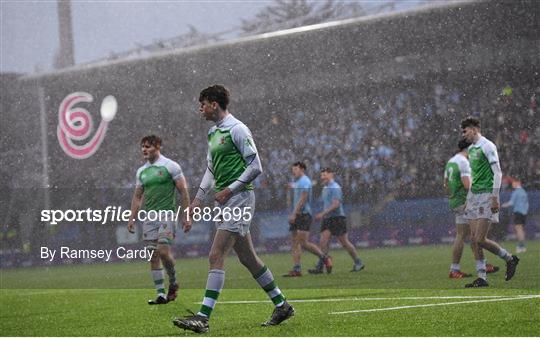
468 136 499 194
444 153 471 209
207 114 258 192
136 155 184 211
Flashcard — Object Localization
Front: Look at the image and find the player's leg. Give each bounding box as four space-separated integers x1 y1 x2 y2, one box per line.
450 223 471 278
157 220 179 301
173 229 236 333
285 230 303 276
158 244 179 301
147 244 168 304
465 219 489 287
337 232 364 272
233 232 295 326
514 212 527 252
475 218 519 281
297 230 326 262
311 227 333 274
143 221 169 304
515 224 526 252
201 229 236 316
319 229 331 255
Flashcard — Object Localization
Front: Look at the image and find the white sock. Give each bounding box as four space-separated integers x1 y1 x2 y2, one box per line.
498 248 513 262
450 263 460 272
476 260 487 280
198 269 225 318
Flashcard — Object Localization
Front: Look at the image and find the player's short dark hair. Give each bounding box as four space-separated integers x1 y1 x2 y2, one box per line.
458 139 471 151
321 167 334 173
199 84 230 110
460 116 480 129
292 161 306 170
140 135 161 147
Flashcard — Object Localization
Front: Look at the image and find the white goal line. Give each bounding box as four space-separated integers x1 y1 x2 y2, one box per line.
201 294 537 305
329 295 540 315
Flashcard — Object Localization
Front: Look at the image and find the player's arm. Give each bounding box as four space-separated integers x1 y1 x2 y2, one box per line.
128 185 144 233
459 161 471 191
293 191 308 215
460 176 471 190
192 164 214 209
316 189 341 220
458 157 472 193
216 124 262 204
443 169 449 193
485 142 502 212
321 198 341 217
175 177 192 232
289 191 308 223
501 190 515 208
168 161 192 232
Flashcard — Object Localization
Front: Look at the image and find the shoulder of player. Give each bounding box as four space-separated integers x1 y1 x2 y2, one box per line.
330 181 342 189
447 154 459 164
479 136 498 151
136 162 149 175
301 175 312 186
229 121 252 136
159 155 182 173
208 125 218 135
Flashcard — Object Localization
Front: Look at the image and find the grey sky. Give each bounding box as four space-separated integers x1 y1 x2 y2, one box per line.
1 1 269 74
1 1 428 75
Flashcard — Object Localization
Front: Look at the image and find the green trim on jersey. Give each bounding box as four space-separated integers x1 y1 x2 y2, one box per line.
139 166 176 211
468 146 493 194
208 128 253 192
445 162 467 209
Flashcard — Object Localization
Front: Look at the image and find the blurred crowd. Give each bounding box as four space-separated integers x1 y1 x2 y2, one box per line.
249 79 539 208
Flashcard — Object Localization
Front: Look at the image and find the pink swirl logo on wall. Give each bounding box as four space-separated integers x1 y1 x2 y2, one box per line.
57 92 117 159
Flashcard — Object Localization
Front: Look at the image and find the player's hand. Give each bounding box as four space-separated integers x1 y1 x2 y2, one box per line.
315 212 324 221
182 218 192 233
215 188 232 205
127 221 135 234
490 197 500 213
189 198 202 211
288 214 296 225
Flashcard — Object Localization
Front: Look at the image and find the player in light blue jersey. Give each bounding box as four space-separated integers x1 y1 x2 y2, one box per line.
502 178 529 253
313 167 363 273
284 162 330 277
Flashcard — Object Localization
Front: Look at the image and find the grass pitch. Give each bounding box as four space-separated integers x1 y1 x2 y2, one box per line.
1 241 539 336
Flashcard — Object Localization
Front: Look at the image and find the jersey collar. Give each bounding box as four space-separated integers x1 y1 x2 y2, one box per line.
216 113 233 128
147 154 163 165
472 135 486 147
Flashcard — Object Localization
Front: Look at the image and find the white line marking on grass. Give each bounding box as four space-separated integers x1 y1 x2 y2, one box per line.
329 295 540 315
201 295 520 305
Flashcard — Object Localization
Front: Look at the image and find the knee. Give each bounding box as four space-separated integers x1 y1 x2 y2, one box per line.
208 251 223 266
157 246 169 257
150 252 160 264
473 236 486 246
320 237 329 246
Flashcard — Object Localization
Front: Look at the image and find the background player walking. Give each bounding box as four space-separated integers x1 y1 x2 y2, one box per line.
502 178 529 253
127 135 191 304
284 161 331 277
311 168 364 273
